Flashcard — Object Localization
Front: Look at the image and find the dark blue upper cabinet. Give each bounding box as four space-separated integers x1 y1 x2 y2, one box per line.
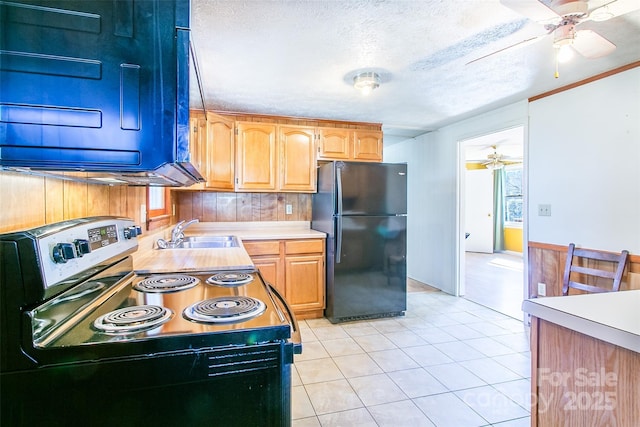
0 0 200 185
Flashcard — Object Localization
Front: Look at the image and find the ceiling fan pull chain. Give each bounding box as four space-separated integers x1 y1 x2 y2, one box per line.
554 49 560 79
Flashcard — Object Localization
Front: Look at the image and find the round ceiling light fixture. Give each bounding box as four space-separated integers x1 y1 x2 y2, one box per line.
353 72 380 96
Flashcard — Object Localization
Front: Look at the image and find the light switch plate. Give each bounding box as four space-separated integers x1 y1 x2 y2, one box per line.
285 204 293 215
538 204 551 216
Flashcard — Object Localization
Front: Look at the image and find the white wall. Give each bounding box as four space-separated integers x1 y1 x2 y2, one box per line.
528 67 640 253
384 133 458 293
385 101 528 294
388 66 639 295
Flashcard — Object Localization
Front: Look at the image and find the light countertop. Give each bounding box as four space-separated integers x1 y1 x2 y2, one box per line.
132 221 325 274
183 221 326 240
522 290 640 353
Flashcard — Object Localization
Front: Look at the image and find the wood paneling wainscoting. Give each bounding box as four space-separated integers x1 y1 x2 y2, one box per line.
528 241 640 297
529 316 639 426
173 191 312 223
0 171 148 233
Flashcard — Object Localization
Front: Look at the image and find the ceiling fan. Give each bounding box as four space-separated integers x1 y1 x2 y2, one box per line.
468 0 640 76
467 145 523 170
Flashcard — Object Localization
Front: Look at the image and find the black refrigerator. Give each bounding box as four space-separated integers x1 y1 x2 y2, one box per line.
312 161 407 323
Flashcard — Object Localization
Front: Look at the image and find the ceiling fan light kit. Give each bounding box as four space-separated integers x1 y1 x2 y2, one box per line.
478 0 638 76
485 159 506 170
353 72 381 96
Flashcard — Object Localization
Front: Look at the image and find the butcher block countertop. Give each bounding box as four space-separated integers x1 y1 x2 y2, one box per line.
133 221 325 274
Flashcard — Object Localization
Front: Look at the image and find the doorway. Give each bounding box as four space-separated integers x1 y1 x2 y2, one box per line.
459 127 525 319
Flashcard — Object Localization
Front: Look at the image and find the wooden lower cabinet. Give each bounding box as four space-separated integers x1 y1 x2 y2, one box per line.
529 317 639 426
243 238 325 319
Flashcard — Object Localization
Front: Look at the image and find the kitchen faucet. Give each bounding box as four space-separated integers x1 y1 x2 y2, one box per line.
156 219 200 249
171 219 199 243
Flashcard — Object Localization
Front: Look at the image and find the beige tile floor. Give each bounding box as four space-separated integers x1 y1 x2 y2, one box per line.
292 285 531 427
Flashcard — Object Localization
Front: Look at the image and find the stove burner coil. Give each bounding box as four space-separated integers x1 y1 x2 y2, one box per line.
206 272 253 287
134 274 200 293
93 305 173 334
183 296 266 324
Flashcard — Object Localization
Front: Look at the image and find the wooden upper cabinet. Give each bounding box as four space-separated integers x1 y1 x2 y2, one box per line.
235 121 278 191
188 111 207 182
353 130 383 162
279 125 316 192
187 111 381 193
205 112 235 190
317 127 351 160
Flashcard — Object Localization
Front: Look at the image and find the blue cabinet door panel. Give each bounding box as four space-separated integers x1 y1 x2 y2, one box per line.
0 0 189 171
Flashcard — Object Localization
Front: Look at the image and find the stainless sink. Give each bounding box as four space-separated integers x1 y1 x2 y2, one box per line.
178 235 240 249
158 235 240 249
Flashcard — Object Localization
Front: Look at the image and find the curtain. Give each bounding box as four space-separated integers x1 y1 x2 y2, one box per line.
493 168 505 252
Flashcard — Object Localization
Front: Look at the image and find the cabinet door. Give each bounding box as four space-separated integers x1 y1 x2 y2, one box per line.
244 240 284 294
236 122 277 191
317 128 351 160
205 113 235 190
279 125 316 192
353 130 383 162
253 256 285 296
0 0 188 172
285 254 325 312
188 111 207 189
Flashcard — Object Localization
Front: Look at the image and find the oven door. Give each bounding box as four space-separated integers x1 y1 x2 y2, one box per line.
1 342 293 426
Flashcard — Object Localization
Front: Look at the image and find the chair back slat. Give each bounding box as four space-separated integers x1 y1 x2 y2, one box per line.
568 281 612 294
570 265 616 280
572 247 624 263
562 243 629 296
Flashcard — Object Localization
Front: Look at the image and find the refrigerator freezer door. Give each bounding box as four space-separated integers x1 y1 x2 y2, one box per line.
326 215 407 322
337 162 407 216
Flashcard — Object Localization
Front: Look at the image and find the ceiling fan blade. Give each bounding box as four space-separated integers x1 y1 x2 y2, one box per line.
572 30 616 58
466 33 547 65
500 0 560 22
589 0 640 21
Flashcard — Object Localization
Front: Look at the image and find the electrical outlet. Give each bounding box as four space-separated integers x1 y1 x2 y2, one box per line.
285 204 293 215
537 282 546 296
538 204 551 216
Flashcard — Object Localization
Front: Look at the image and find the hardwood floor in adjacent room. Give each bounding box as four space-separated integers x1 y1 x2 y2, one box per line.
463 252 525 320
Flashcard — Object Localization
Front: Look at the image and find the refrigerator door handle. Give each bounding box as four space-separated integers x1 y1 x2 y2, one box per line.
336 163 343 216
335 162 343 263
336 215 342 263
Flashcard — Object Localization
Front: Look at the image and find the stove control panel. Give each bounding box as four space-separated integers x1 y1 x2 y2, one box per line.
37 217 141 289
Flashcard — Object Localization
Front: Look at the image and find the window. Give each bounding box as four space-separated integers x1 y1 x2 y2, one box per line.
146 187 171 230
504 165 523 225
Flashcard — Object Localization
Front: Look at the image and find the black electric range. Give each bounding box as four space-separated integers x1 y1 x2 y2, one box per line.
1 216 300 426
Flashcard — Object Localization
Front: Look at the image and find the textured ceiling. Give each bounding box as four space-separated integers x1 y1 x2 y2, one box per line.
189 0 640 143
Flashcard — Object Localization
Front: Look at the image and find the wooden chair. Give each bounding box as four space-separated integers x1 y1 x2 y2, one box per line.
562 243 629 296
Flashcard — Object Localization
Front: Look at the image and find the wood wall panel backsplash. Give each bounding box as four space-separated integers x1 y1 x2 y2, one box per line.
528 242 639 297
175 191 311 223
0 172 147 233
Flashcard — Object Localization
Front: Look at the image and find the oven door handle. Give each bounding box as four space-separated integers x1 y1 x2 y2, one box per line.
267 284 302 355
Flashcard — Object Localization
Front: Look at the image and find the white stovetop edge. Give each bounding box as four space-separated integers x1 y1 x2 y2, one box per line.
522 290 640 353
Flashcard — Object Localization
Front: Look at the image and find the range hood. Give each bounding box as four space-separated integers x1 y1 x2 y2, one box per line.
2 165 201 187
0 0 203 187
